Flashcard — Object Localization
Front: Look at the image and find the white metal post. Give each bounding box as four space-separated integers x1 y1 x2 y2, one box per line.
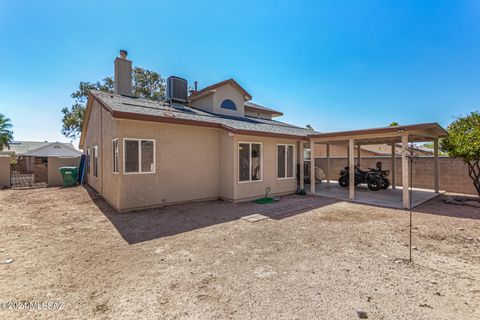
310 140 315 195
391 143 396 189
299 141 305 190
402 134 410 209
326 144 330 188
434 138 439 193
357 143 361 166
349 139 355 201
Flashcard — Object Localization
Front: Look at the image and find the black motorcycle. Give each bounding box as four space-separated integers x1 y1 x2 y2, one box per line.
338 161 390 191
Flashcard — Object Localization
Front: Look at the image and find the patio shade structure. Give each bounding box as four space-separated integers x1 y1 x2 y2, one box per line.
302 123 448 209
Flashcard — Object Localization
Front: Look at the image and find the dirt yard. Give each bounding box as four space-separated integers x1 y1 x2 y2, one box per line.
0 187 479 319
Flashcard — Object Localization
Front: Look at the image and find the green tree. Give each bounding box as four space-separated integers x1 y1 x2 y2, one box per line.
0 114 14 151
61 68 166 139
388 121 399 127
441 111 480 196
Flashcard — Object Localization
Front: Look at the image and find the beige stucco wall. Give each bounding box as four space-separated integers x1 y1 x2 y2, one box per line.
83 99 303 211
47 156 81 187
115 120 221 211
219 131 235 201
83 100 121 209
232 134 300 201
0 155 10 187
190 93 214 113
212 84 245 117
191 84 246 117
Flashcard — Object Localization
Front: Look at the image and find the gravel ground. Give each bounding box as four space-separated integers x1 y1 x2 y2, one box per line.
0 186 479 319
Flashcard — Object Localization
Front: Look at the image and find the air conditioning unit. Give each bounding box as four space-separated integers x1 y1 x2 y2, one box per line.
167 76 188 103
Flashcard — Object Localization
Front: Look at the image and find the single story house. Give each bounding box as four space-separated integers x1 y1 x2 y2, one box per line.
79 51 447 212
3 141 81 174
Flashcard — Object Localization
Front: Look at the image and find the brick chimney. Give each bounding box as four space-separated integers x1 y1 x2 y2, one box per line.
114 50 132 96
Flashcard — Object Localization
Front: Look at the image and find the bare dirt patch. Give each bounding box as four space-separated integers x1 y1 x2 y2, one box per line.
0 187 479 319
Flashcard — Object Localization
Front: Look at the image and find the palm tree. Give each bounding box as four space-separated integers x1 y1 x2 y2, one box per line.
0 114 14 151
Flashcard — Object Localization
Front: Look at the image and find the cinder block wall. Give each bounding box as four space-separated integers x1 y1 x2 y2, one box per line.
315 156 478 195
0 155 10 187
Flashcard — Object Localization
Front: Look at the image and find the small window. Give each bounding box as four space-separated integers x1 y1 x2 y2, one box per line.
112 139 119 173
92 146 98 177
124 139 155 174
239 142 262 182
221 99 237 110
277 144 295 179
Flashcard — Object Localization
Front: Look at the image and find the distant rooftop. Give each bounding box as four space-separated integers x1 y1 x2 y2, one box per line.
0 141 78 156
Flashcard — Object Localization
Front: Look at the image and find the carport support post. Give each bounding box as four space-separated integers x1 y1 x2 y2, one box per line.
391 143 396 189
349 138 355 201
434 138 439 193
402 134 410 209
310 140 316 195
326 144 330 187
357 143 361 166
299 141 305 190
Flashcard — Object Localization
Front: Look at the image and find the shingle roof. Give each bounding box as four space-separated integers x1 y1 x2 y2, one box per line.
92 91 317 138
244 101 283 116
23 142 82 157
188 79 252 101
0 141 77 156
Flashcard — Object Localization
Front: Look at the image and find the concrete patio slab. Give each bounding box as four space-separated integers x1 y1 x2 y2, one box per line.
307 181 442 209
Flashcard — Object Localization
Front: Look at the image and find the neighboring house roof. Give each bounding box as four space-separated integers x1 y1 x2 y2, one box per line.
244 101 283 117
188 79 252 101
0 141 80 156
23 142 82 157
79 90 317 148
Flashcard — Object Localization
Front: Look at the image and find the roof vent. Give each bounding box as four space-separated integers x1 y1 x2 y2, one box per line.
167 76 188 103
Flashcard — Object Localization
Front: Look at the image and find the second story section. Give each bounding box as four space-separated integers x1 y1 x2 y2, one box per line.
188 79 282 120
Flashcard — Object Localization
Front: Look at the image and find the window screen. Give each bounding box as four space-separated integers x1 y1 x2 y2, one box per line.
239 143 250 182
125 140 139 173
112 140 119 173
278 144 294 178
251 143 261 181
277 145 286 178
141 140 154 173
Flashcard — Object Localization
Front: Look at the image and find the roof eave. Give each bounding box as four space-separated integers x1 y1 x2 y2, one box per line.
111 110 308 141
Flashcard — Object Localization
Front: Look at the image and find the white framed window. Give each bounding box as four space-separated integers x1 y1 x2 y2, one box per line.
277 144 295 179
112 139 119 173
123 138 155 174
92 146 98 177
238 142 262 182
86 149 91 174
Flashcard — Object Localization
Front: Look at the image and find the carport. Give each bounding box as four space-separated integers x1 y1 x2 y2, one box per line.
299 123 448 209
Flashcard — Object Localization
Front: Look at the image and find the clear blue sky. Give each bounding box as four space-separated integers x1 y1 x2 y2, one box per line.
0 0 479 146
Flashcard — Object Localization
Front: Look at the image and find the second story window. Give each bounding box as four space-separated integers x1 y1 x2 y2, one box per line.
221 99 237 110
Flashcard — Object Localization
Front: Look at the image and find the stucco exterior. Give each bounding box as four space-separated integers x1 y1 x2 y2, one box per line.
191 83 246 118
47 156 81 187
82 99 303 211
83 99 121 209
115 120 222 211
232 134 299 201
0 155 10 187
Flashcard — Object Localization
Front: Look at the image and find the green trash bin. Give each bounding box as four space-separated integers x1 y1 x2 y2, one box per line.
59 166 78 187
